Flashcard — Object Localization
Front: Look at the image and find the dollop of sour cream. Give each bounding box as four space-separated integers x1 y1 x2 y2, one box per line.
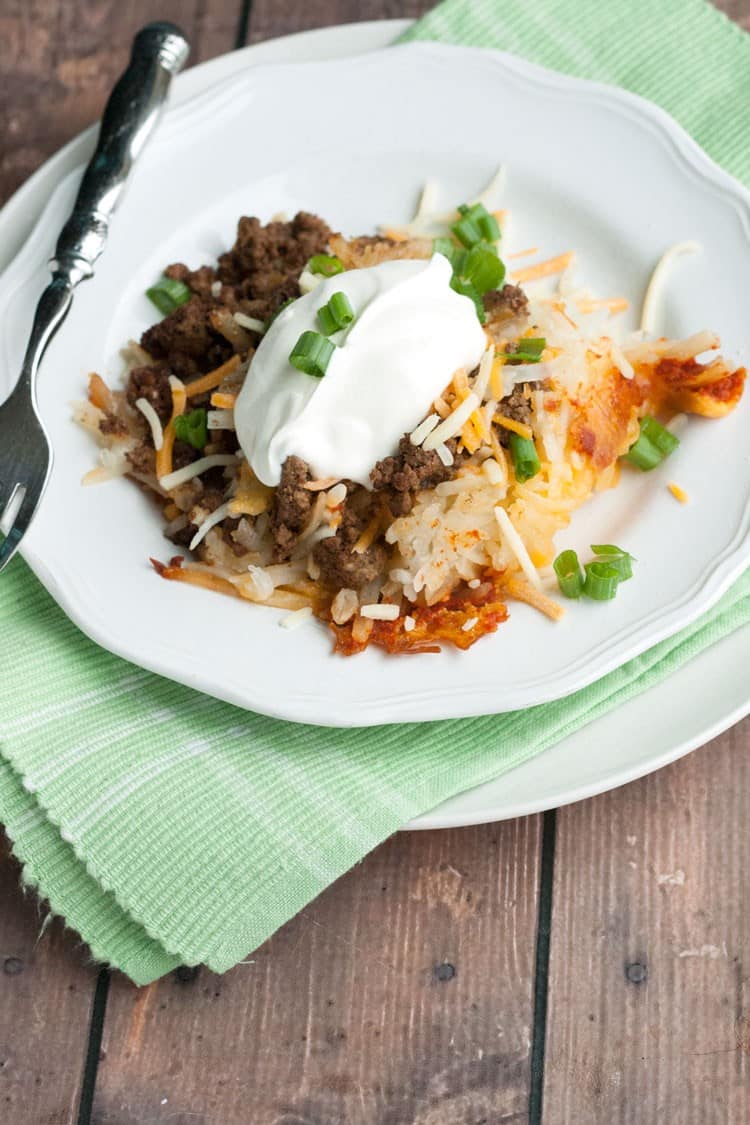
234 253 487 488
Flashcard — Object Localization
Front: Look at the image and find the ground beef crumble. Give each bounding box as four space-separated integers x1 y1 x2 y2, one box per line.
125 362 173 424
312 485 386 591
139 212 332 383
269 455 314 561
483 285 530 339
494 383 539 447
370 435 459 516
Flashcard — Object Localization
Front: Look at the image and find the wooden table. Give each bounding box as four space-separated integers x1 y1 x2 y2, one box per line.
2 3 749 1122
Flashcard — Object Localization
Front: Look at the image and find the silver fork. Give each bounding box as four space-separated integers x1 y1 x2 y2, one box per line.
0 21 190 573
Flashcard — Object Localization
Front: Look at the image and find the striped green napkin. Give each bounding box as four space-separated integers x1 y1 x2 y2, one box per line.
2 0 749 984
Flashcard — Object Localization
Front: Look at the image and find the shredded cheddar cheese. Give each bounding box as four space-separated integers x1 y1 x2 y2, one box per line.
668 482 689 504
494 414 534 440
156 376 187 480
512 251 575 284
185 354 241 399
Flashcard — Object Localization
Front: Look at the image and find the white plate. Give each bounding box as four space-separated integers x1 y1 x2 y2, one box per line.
1 23 749 828
1 39 749 729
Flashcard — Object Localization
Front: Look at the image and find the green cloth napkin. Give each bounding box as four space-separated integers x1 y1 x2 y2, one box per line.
2 0 749 985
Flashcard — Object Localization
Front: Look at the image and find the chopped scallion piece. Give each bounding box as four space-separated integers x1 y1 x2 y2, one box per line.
457 202 501 241
289 331 336 378
625 432 662 471
317 291 355 334
639 415 680 457
308 254 344 277
553 549 584 598
505 337 546 365
450 277 486 323
317 305 337 335
583 561 620 601
463 244 506 295
452 216 483 249
433 236 457 262
625 415 679 470
591 544 634 581
174 408 208 451
508 432 541 483
328 291 354 328
146 277 192 316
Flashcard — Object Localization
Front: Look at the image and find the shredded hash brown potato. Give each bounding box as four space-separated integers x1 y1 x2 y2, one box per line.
78 186 746 656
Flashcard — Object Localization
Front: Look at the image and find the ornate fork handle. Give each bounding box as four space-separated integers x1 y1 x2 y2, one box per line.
0 22 189 573
53 22 189 288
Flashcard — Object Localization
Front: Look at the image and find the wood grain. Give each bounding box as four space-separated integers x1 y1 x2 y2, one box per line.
0 832 99 1125
0 0 241 205
714 0 750 29
91 821 541 1124
245 1 431 43
543 718 750 1124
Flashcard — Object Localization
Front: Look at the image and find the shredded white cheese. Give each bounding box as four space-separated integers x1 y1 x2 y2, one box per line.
410 413 440 446
462 617 479 632
610 340 634 381
641 241 702 334
472 345 495 403
159 454 240 492
189 501 233 552
134 397 164 450
360 603 400 621
207 409 235 430
423 392 480 450
494 506 542 590
325 482 347 507
298 268 323 294
233 311 266 334
404 615 416 632
435 442 454 467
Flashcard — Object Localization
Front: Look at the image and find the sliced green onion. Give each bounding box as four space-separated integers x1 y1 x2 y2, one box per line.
509 432 541 483
477 213 501 242
433 237 468 274
146 277 192 316
457 202 485 220
639 415 680 457
625 432 662 471
318 292 354 335
554 549 584 598
174 408 207 451
452 216 483 249
625 415 679 470
506 337 546 365
457 202 501 242
463 244 506 295
591 544 634 581
450 277 486 323
433 236 457 261
308 254 344 277
289 331 336 378
317 305 338 335
583 561 620 601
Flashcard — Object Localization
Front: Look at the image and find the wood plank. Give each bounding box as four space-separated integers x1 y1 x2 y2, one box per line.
0 0 242 205
0 831 100 1125
245 0 431 44
543 719 750 1124
92 820 541 1124
713 0 750 30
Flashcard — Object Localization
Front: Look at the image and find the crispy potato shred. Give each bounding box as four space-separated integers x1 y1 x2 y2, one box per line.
326 580 509 656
